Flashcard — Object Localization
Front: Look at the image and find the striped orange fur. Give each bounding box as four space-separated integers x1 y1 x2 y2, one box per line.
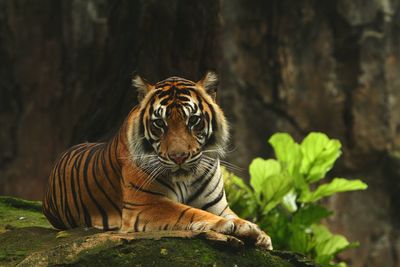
43 72 272 250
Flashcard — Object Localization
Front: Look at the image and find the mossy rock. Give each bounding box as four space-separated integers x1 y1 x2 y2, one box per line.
0 196 317 267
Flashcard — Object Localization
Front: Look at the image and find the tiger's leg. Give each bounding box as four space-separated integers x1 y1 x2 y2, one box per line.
120 196 230 233
119 182 272 250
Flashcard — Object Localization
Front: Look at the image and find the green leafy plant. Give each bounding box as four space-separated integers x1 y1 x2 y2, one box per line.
224 132 367 267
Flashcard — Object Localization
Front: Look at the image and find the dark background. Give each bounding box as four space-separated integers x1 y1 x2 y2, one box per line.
1 1 400 266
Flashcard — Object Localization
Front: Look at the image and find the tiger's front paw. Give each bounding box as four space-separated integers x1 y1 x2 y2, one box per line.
189 218 272 250
218 218 273 250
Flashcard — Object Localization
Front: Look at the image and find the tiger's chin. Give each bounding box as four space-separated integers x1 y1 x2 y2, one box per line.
167 166 194 181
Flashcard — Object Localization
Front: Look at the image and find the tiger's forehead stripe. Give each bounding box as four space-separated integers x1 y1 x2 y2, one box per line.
155 76 196 89
140 77 215 134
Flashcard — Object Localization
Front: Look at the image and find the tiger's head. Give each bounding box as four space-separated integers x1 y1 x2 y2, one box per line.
127 72 229 180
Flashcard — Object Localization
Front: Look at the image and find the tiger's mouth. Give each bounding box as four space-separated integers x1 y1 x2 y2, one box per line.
170 162 195 172
157 156 201 177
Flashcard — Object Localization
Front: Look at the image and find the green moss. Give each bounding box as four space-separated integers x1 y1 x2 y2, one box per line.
0 227 55 265
0 227 102 266
0 196 51 232
0 196 42 212
68 238 293 267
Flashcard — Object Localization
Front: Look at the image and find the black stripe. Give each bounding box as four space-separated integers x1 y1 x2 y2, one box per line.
68 145 92 217
182 182 188 195
189 213 196 224
176 82 196 87
175 207 191 227
143 221 149 231
61 151 77 228
158 89 173 98
176 96 191 102
204 174 222 198
85 145 110 230
100 145 119 193
50 157 65 228
155 178 179 199
201 190 225 211
190 165 213 187
69 146 89 223
154 81 170 88
44 207 66 229
57 152 68 225
196 94 204 110
54 150 71 226
129 182 164 196
177 183 184 203
112 135 122 176
92 146 122 216
209 106 218 132
138 107 146 138
74 147 92 227
232 222 237 233
46 179 61 227
52 151 74 228
187 163 218 203
107 141 120 180
65 203 77 228
139 106 154 153
218 203 229 216
123 201 151 206
160 97 170 105
179 89 191 95
181 182 188 204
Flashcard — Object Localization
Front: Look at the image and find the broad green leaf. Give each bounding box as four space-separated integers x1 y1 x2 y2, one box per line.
269 133 308 192
261 173 293 214
312 224 358 266
249 158 281 198
316 234 349 256
288 225 310 253
300 133 342 183
299 178 368 203
312 224 332 244
292 204 332 226
249 158 293 213
269 133 302 176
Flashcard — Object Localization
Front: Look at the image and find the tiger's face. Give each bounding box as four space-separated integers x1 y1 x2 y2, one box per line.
128 72 229 179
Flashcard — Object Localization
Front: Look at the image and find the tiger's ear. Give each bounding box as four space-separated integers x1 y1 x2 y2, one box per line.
132 75 154 101
197 71 218 100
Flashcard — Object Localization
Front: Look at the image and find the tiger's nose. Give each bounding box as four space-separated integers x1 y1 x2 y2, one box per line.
168 152 189 164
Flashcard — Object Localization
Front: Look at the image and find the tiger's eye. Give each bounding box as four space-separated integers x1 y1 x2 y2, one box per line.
188 115 201 127
152 119 166 128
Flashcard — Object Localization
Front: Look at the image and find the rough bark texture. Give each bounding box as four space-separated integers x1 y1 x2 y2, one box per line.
0 197 316 267
0 0 399 266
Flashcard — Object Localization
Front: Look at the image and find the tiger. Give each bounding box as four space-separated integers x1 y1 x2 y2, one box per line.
43 72 272 250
